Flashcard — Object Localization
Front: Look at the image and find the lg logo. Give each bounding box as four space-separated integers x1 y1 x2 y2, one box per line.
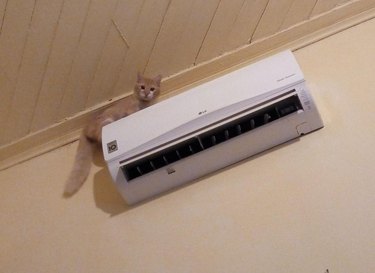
107 140 118 153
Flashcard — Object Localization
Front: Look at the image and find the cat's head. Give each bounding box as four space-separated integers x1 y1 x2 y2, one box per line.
134 73 162 102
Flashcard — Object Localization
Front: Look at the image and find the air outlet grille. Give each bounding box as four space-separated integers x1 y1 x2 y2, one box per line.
122 94 302 181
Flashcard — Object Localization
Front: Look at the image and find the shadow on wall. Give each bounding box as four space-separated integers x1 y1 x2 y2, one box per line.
92 148 131 217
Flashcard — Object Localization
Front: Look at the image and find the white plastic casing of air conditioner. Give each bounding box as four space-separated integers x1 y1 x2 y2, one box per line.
102 50 323 205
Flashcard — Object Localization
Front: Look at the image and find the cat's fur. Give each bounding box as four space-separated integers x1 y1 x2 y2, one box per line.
64 73 162 196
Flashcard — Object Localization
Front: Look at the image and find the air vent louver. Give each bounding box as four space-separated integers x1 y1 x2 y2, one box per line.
122 93 302 181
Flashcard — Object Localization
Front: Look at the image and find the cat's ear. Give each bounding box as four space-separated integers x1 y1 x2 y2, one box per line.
154 74 162 85
137 72 143 82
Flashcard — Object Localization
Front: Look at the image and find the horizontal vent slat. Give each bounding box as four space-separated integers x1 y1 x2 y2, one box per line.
121 93 303 181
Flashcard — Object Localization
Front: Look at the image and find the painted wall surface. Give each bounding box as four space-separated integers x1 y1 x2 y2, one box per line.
0 0 357 147
0 14 375 273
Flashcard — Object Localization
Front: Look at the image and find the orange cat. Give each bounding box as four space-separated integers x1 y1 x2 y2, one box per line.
64 73 162 196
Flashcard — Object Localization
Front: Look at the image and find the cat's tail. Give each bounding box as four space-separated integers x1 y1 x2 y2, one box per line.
64 133 96 196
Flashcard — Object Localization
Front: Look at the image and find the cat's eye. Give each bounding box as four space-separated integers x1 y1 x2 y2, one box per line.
150 87 155 91
140 85 145 89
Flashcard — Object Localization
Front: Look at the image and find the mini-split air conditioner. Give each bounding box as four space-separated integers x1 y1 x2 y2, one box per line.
102 50 323 205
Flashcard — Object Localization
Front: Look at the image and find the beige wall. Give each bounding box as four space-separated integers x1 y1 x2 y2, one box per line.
1 0 372 150
1 16 375 273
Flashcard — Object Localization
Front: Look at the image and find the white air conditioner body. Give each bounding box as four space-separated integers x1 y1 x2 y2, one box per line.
102 50 323 205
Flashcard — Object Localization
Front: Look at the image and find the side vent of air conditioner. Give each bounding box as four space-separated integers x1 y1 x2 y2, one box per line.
122 93 302 181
